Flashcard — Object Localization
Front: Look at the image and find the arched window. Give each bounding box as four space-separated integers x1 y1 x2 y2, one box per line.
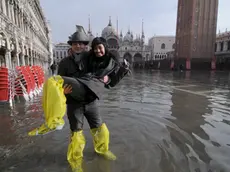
161 43 165 49
220 42 224 51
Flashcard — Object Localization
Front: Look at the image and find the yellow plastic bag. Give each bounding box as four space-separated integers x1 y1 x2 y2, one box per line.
91 123 116 160
67 131 85 172
28 75 66 136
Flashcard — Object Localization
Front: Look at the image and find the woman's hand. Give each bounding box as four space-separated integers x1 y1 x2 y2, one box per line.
63 84 72 94
103 75 109 83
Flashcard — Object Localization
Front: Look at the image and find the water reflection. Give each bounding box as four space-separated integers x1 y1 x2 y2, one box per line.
0 71 230 172
169 89 212 172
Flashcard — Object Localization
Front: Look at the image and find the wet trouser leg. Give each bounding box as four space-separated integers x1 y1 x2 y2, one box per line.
67 104 84 131
84 100 102 129
66 100 103 131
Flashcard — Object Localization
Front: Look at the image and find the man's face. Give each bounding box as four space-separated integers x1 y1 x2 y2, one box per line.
71 42 86 53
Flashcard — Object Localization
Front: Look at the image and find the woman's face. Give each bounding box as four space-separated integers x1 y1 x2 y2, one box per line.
94 44 105 57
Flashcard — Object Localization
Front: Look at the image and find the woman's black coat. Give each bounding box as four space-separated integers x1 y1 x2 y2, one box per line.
77 51 129 100
58 51 129 103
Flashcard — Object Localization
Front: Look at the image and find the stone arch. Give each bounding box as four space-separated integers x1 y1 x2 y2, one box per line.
228 40 230 50
0 32 9 67
18 42 24 66
107 38 119 49
110 50 120 59
9 38 17 68
123 52 132 64
34 51 38 65
24 46 29 65
146 54 150 61
28 48 32 65
0 30 10 48
28 48 32 57
38 55 41 66
133 53 142 62
220 42 224 51
32 50 35 65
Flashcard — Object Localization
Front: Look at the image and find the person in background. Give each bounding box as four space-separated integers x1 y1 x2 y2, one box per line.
50 63 56 75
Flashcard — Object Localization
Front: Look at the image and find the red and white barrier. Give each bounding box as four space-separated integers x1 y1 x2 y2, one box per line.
0 65 45 107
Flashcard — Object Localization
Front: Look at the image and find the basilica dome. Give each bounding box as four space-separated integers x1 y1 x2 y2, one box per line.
101 18 116 38
123 30 133 42
133 35 141 45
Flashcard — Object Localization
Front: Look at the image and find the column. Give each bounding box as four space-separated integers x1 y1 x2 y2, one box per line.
21 54 25 66
217 42 221 52
16 53 20 66
14 5 18 26
34 56 36 65
223 41 228 51
11 3 15 24
5 50 12 69
1 0 7 15
6 0 11 19
26 56 29 65
19 11 22 28
9 2 13 23
21 13 24 30
30 56 33 66
18 9 21 28
21 14 24 32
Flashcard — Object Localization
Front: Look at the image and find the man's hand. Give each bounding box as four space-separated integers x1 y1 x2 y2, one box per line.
63 84 72 94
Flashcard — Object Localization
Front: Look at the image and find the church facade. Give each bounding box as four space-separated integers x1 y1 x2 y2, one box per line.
88 17 152 68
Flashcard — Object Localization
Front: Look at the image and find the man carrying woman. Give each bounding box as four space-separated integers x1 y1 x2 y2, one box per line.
29 25 130 171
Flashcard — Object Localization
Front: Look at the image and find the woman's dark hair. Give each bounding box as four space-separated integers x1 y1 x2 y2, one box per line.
90 37 120 64
91 37 108 52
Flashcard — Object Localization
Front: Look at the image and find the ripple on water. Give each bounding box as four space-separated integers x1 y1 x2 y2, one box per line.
1 71 230 172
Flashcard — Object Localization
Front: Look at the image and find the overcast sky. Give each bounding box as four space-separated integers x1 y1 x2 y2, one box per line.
40 0 230 44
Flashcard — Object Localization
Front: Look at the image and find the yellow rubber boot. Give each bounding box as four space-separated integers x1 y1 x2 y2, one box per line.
90 123 116 160
67 131 86 172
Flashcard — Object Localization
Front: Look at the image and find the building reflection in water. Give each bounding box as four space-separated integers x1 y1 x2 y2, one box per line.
199 87 230 171
0 105 17 147
0 95 44 160
166 71 230 172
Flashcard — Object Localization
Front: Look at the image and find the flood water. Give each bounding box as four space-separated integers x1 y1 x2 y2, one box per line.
0 70 230 172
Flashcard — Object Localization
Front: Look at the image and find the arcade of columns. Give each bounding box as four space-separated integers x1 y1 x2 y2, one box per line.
0 0 52 70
